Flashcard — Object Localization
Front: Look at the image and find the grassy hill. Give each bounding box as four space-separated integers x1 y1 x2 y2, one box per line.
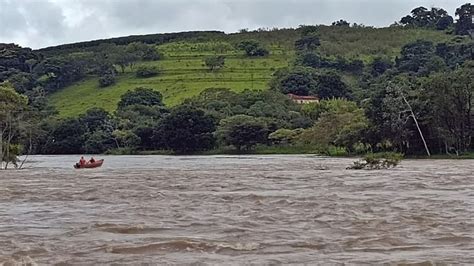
48 27 452 117
49 43 292 117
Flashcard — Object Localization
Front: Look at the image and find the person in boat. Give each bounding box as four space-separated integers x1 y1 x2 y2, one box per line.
89 157 95 163
75 156 86 168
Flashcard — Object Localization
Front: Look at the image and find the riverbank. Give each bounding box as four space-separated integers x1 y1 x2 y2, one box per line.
106 146 474 159
107 145 326 156
406 152 474 160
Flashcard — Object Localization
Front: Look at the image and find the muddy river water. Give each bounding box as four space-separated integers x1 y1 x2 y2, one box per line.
0 155 473 265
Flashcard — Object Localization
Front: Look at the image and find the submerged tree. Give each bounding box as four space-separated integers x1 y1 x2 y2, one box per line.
348 152 404 170
0 82 29 169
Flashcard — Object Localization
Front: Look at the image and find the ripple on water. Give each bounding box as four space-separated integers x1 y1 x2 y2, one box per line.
0 155 473 264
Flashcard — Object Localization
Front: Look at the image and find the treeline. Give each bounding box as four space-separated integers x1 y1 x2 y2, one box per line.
3 49 471 159
399 4 472 35
38 31 226 55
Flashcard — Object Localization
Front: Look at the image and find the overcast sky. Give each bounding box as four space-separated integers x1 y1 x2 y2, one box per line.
0 0 468 49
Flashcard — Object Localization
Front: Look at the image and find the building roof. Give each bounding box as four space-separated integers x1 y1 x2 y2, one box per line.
287 93 319 100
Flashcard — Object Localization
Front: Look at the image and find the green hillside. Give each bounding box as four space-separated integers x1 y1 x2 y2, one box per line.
48 27 452 117
49 44 292 117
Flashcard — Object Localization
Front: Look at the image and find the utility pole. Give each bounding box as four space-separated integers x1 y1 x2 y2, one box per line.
395 85 431 157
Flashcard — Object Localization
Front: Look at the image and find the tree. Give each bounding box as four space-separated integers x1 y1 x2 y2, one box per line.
97 62 117 88
114 80 168 149
83 129 115 154
455 3 473 35
370 57 393 76
0 44 39 80
332 20 350 27
271 68 351 99
153 105 216 153
216 115 268 150
237 40 269 57
270 67 318 96
33 57 87 93
295 35 321 52
411 7 435 27
269 128 303 145
436 16 454 30
400 15 415 26
0 82 28 169
112 48 139 73
344 59 364 74
299 99 368 151
315 71 351 99
126 42 162 61
42 118 87 154
396 40 445 75
118 87 163 109
80 108 116 153
24 86 50 113
115 102 169 150
297 52 323 68
80 108 114 132
387 84 431 156
7 72 36 94
367 76 432 155
99 73 116 87
204 56 225 71
425 65 473 154
400 6 453 30
117 104 168 127
298 25 319 36
112 130 140 149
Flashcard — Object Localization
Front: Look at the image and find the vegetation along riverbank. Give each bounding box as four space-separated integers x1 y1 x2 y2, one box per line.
1 4 473 169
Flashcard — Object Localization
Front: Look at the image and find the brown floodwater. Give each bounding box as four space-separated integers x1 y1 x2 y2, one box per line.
0 155 473 265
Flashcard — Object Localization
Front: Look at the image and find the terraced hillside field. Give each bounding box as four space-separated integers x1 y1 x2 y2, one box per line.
49 42 293 117
49 27 452 117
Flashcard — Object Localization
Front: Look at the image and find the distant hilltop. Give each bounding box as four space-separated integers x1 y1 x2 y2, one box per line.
37 31 226 52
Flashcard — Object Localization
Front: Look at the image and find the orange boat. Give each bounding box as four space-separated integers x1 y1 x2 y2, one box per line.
74 159 104 169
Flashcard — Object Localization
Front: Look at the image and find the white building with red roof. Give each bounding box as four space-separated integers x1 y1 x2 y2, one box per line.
287 93 319 104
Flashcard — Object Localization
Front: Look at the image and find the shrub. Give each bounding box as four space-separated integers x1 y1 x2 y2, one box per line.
98 73 116 87
348 152 404 170
237 40 269 57
326 146 348 156
268 128 303 145
204 55 225 71
136 66 159 78
117 87 163 108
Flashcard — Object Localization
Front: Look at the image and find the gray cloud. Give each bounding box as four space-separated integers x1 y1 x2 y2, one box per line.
0 0 468 49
